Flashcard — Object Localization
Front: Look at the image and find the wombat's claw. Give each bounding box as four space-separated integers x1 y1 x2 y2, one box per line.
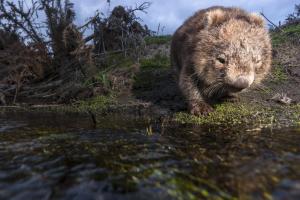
189 102 213 116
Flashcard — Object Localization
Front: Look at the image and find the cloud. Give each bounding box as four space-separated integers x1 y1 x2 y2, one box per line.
71 0 298 34
10 0 300 34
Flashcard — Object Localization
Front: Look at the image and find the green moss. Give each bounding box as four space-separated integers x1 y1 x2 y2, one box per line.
148 169 235 200
166 176 236 200
145 35 172 45
174 102 300 127
174 103 275 127
140 54 170 69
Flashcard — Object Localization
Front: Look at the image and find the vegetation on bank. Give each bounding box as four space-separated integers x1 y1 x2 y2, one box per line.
270 62 288 83
145 35 172 45
175 103 300 127
0 1 299 128
271 24 300 47
140 54 170 69
0 0 153 104
271 3 300 46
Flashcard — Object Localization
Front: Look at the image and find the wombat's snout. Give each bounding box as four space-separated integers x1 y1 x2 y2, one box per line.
231 76 252 90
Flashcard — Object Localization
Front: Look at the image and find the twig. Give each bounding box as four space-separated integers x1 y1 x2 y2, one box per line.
260 12 284 32
130 2 151 14
87 109 97 128
78 13 100 30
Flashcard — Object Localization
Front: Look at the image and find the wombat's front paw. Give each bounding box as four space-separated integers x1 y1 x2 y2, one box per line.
189 102 213 116
221 94 240 103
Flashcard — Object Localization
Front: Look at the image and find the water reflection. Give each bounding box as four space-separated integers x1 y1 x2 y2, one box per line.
0 112 299 200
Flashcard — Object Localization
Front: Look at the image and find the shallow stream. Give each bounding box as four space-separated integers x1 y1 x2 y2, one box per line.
0 112 299 200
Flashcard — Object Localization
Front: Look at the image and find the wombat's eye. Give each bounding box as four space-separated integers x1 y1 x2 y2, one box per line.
217 56 226 64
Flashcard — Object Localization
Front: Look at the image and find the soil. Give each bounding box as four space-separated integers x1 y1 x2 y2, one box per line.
131 41 300 113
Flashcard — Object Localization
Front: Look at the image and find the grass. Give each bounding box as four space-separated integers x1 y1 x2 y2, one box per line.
145 35 172 45
97 53 135 69
84 52 138 89
140 54 170 69
2 27 299 128
84 71 112 89
271 64 288 83
0 94 116 115
133 70 159 90
133 54 170 91
291 104 300 125
271 24 300 46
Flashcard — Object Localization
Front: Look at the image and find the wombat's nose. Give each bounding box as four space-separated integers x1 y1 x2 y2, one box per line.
233 78 249 90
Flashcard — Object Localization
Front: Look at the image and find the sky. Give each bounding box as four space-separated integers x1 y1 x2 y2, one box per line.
8 0 299 34
71 0 299 34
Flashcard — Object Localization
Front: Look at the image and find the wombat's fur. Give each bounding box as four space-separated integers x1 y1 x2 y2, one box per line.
171 6 272 115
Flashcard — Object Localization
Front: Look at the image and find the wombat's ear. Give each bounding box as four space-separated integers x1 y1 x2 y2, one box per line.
249 13 265 26
205 9 227 27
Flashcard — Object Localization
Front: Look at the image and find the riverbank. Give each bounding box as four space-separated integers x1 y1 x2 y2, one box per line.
1 26 300 128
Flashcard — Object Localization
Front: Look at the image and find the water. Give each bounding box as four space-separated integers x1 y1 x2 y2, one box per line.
0 112 299 200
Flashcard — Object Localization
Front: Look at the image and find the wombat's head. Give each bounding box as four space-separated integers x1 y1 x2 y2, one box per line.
193 8 272 98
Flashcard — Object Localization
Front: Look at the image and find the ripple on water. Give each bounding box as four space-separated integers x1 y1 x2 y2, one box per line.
0 121 26 133
0 113 299 200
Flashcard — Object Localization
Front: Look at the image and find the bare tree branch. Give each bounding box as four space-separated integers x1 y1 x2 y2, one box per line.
78 13 100 30
130 2 151 14
0 0 44 43
260 12 284 32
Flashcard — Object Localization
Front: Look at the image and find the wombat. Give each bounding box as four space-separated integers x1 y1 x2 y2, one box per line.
171 6 272 115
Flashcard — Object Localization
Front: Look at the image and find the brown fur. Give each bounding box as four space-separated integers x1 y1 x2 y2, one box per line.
171 6 272 115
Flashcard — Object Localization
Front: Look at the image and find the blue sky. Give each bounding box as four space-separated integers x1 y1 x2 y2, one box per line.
71 0 299 34
9 0 299 34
